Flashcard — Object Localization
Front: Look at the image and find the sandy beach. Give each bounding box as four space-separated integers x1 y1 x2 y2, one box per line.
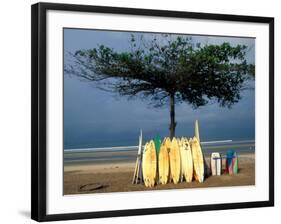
64 153 255 195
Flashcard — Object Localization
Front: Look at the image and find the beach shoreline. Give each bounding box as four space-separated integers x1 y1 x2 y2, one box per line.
64 152 255 195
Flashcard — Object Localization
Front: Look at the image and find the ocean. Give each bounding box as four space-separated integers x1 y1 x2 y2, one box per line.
64 139 255 165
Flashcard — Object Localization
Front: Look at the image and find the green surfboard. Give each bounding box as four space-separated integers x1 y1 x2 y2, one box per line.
154 135 161 156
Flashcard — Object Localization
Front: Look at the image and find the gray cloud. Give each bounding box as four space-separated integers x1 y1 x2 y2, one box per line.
64 28 255 149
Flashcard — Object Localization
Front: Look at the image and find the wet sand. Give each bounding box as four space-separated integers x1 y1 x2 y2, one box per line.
64 153 255 195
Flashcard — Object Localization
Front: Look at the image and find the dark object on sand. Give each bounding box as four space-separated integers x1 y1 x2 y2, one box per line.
79 183 105 192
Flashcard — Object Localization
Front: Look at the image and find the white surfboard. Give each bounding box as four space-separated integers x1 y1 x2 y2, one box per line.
158 138 170 184
211 152 222 176
179 137 193 182
190 136 204 183
169 138 181 184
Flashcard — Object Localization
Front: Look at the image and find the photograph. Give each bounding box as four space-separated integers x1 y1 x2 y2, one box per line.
63 29 256 195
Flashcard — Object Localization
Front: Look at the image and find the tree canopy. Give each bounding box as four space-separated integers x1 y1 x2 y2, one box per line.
65 34 255 137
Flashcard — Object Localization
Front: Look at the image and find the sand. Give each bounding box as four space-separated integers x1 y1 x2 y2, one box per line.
63 153 255 195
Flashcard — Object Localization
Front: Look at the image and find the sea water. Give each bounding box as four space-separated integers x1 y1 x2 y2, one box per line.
64 139 255 164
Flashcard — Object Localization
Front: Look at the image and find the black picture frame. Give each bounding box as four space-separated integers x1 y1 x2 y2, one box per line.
31 2 274 222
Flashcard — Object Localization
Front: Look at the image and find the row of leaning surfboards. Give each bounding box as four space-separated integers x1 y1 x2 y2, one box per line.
142 136 204 187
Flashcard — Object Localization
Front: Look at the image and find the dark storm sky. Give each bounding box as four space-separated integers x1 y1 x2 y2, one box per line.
63 29 255 149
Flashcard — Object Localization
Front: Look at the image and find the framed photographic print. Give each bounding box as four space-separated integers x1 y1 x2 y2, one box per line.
31 2 274 222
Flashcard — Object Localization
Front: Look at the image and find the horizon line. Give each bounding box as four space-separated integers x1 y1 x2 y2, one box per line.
64 139 255 152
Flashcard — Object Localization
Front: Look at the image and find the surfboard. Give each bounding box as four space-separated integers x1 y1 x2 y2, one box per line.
142 140 157 187
233 152 239 175
194 120 210 177
154 135 161 156
132 129 143 184
178 138 184 182
190 136 204 183
169 138 181 184
226 150 238 175
158 138 169 184
195 120 200 143
179 137 193 182
211 152 222 176
165 137 172 183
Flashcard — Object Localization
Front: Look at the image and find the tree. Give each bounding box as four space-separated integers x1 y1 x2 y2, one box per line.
65 34 254 138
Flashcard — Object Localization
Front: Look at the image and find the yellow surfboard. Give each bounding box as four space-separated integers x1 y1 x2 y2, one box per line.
190 136 204 183
158 138 169 184
169 138 181 184
142 140 157 187
179 137 193 182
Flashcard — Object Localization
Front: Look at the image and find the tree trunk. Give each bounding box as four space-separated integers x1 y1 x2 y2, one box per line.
169 94 176 139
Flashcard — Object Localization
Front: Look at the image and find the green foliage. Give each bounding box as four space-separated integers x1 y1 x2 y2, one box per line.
66 35 254 109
